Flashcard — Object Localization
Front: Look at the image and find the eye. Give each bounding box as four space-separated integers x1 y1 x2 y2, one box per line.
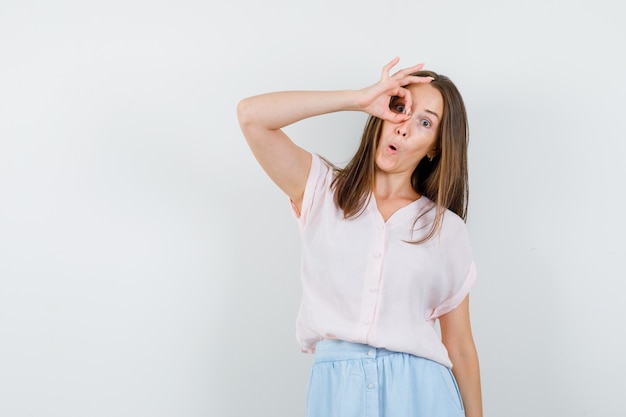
419 119 432 128
389 96 407 114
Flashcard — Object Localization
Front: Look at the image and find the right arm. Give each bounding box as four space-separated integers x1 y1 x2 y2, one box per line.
236 58 429 211
237 90 362 210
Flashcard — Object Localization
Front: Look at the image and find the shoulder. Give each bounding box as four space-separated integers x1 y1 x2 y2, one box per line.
412 197 467 232
440 209 471 245
438 208 474 266
314 153 336 176
414 197 471 247
441 208 467 234
295 153 337 222
309 153 339 191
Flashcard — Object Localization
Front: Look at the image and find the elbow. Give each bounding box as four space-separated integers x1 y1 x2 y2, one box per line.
443 334 478 365
448 343 479 368
236 97 251 127
237 97 278 147
237 97 259 131
237 98 262 146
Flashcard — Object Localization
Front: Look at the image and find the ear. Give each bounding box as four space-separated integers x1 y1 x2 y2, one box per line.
427 140 441 161
426 148 440 161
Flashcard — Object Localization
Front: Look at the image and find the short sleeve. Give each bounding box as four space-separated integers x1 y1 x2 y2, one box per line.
289 154 331 227
428 213 478 319
429 262 477 319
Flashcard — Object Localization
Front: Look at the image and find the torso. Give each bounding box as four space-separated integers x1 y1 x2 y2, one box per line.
293 154 476 368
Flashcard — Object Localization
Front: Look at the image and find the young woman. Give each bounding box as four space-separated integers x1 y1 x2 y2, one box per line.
237 57 482 417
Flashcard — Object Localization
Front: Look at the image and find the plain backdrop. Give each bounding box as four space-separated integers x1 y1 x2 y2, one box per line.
1 0 625 416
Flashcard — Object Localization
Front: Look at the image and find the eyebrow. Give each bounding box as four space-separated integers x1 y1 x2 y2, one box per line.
424 109 440 120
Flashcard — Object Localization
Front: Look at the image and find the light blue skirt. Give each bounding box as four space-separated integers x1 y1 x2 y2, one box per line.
306 340 465 417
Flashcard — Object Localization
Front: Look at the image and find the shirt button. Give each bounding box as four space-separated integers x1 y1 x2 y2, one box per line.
373 252 381 258
378 224 385 230
367 349 375 357
363 319 370 325
367 383 376 389
369 287 377 293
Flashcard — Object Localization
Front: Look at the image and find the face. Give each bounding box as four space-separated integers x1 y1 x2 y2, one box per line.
375 83 444 176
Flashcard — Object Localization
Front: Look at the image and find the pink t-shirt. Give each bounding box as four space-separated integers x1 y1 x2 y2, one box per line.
291 154 476 368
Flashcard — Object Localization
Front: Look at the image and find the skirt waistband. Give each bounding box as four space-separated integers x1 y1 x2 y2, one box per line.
313 340 400 363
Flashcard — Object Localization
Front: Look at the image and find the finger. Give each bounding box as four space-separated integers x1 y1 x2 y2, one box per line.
394 86 413 117
397 74 434 86
387 110 412 123
381 56 401 80
408 74 434 83
379 110 403 123
391 63 425 79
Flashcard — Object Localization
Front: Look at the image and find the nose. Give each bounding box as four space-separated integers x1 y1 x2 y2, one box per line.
395 120 409 137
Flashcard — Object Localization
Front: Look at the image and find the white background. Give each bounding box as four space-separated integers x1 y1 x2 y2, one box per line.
1 0 625 416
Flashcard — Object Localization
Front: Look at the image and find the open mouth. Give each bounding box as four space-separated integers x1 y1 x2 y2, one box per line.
388 144 398 154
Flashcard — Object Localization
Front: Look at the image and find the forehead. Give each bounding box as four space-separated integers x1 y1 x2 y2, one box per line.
406 83 444 114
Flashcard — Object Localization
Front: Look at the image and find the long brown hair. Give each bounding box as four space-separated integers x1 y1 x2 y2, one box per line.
331 70 469 243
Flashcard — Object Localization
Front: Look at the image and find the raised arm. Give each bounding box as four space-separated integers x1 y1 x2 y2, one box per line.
237 90 358 210
236 58 430 211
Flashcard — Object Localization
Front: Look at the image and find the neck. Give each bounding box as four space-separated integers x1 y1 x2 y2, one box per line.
373 170 420 201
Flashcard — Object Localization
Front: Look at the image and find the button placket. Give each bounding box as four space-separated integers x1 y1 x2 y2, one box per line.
363 224 387 338
352 219 388 343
